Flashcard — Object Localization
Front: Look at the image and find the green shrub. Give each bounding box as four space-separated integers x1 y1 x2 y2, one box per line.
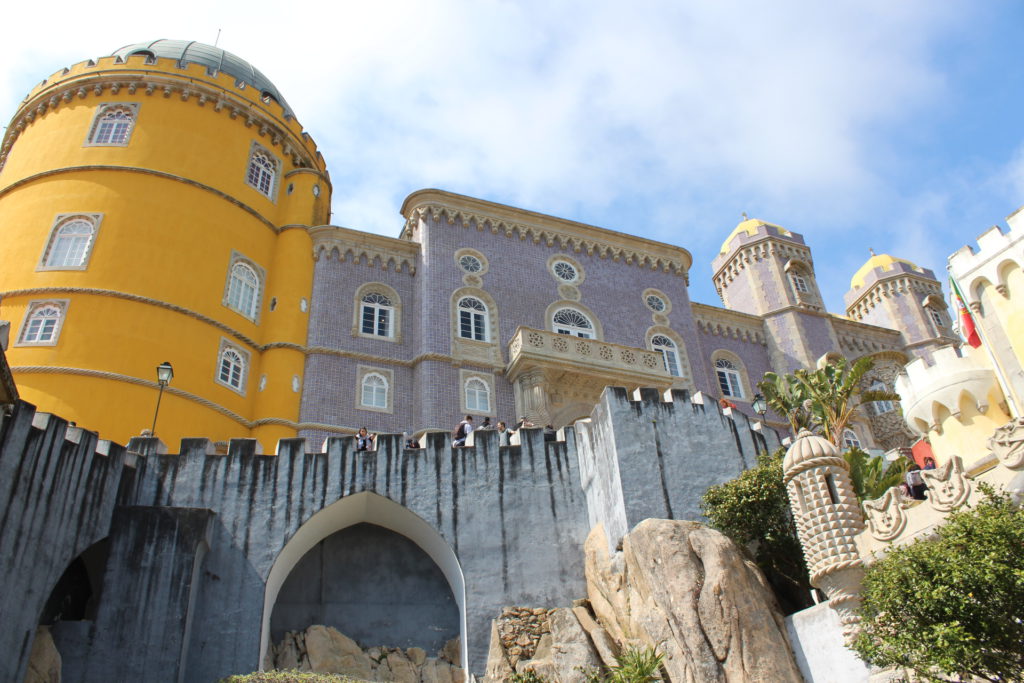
217 671 358 683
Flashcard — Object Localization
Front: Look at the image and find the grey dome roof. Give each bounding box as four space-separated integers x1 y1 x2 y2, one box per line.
111 40 293 116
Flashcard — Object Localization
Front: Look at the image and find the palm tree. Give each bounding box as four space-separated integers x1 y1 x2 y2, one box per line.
758 356 901 447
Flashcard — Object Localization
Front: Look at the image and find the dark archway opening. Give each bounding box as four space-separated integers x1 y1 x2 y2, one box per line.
40 538 110 624
270 522 458 652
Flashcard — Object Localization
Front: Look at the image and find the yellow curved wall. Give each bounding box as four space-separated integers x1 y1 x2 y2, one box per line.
0 54 331 450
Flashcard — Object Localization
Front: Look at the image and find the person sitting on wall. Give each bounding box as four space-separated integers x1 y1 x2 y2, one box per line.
452 415 474 447
481 416 492 429
719 397 737 410
923 456 936 470
514 416 534 431
356 427 375 452
543 425 557 442
496 421 511 446
905 464 928 500
404 437 420 449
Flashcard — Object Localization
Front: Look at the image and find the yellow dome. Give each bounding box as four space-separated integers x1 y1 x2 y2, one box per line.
850 253 923 290
719 218 791 254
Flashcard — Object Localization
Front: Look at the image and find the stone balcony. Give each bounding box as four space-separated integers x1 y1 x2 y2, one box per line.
505 326 672 426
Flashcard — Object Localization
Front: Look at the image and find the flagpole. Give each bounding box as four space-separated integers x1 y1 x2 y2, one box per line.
948 269 1020 418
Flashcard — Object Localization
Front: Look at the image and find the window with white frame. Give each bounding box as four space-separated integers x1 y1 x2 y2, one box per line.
246 146 278 198
458 296 489 341
791 273 810 293
225 260 261 320
651 335 682 377
715 358 744 399
552 308 594 338
361 292 393 337
866 380 894 416
19 302 65 345
465 377 491 413
843 429 861 449
86 104 137 146
41 215 98 269
361 372 389 409
217 345 247 392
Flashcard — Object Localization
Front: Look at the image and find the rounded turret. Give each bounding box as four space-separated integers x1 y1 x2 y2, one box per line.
0 41 331 448
783 429 866 638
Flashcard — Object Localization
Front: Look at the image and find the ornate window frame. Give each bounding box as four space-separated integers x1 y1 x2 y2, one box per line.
711 350 751 401
547 254 586 285
450 287 502 367
454 248 489 276
545 300 602 340
842 428 862 449
222 251 266 323
921 293 948 333
84 103 139 147
352 282 402 342
16 300 69 347
245 141 281 201
865 379 895 416
215 339 251 395
38 213 103 271
460 370 494 416
642 288 672 315
356 365 394 414
784 258 821 308
646 326 691 383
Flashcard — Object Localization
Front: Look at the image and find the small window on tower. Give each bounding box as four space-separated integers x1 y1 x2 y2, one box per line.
245 143 280 199
85 104 139 146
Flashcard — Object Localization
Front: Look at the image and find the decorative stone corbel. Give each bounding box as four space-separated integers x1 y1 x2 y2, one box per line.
862 487 907 541
988 417 1024 469
921 456 971 512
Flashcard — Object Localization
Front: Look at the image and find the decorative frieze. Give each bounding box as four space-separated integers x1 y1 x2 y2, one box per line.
692 304 766 345
845 275 943 322
713 240 813 295
309 225 419 274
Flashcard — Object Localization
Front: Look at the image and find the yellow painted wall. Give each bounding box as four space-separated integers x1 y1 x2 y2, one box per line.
0 54 330 451
928 386 1010 466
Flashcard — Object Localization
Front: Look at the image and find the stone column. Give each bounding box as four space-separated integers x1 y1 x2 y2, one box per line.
514 369 550 425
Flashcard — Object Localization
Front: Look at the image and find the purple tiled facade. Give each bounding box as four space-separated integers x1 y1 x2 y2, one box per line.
300 192 955 452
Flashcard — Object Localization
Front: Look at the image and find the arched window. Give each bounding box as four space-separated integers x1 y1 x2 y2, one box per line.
552 308 594 338
651 335 681 377
715 358 744 399
458 296 489 341
843 429 861 449
226 262 260 319
361 373 389 409
465 378 490 413
361 292 394 337
246 147 277 198
218 347 246 391
87 105 136 145
44 218 96 268
20 303 64 344
866 380 894 416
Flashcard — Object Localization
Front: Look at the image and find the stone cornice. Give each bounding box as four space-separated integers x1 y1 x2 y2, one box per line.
399 189 692 279
844 273 943 321
712 239 813 296
831 316 905 356
691 303 767 345
309 225 420 274
1 56 329 180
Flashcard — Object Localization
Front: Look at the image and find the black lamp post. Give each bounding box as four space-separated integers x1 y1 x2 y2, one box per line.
752 393 767 417
150 361 174 436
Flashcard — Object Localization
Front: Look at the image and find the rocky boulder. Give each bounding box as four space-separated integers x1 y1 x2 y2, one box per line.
585 519 803 682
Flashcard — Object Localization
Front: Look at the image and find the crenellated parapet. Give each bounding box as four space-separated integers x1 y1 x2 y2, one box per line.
895 346 1001 435
949 217 1024 306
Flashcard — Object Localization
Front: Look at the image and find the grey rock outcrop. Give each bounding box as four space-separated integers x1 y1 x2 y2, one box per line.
484 607 601 682
270 625 463 682
585 519 803 682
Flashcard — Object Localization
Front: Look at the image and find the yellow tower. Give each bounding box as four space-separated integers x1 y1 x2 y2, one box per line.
0 40 331 449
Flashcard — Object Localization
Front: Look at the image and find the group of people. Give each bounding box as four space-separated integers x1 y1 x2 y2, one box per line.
350 414 555 453
452 415 555 447
899 457 936 501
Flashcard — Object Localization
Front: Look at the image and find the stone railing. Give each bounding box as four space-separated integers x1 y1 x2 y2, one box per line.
506 327 670 385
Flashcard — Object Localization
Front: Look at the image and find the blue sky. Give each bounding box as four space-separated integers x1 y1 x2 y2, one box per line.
2 1 1022 313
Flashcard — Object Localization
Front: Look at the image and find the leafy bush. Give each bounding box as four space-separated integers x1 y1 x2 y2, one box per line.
511 671 549 683
701 449 812 612
579 645 665 683
218 671 357 683
852 486 1024 682
843 447 908 502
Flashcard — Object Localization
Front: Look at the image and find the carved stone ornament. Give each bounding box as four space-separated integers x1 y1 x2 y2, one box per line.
558 284 581 301
921 455 971 512
862 487 907 541
988 417 1024 470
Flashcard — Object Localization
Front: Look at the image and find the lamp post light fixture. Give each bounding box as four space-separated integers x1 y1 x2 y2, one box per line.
150 361 174 436
752 393 768 417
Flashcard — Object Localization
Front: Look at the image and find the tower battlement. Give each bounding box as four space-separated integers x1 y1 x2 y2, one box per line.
896 346 1000 434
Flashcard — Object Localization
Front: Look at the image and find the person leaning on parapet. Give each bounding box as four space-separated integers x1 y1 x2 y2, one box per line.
355 427 375 452
905 464 928 500
481 416 492 429
514 416 534 432
543 425 557 442
452 415 474 447
496 421 511 446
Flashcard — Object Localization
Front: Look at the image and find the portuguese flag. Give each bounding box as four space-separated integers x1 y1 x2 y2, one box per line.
950 277 982 348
